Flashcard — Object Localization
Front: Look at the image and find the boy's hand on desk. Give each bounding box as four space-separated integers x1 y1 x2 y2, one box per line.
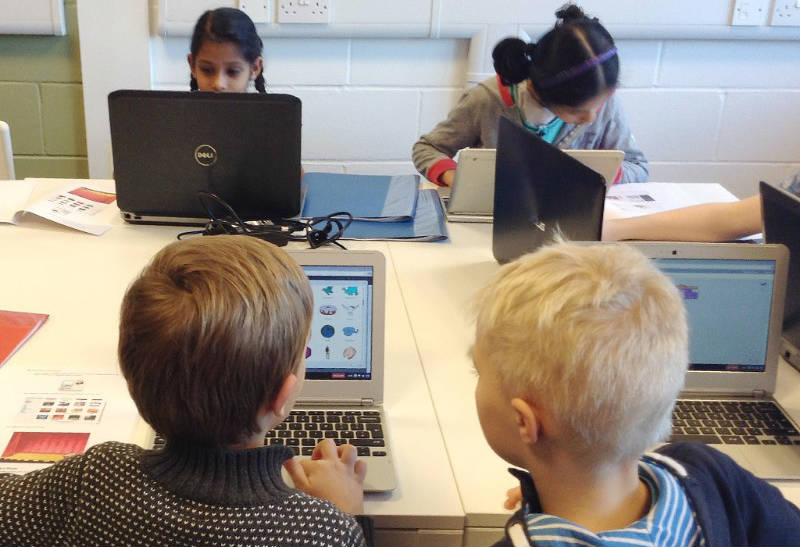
284 438 367 515
504 485 522 510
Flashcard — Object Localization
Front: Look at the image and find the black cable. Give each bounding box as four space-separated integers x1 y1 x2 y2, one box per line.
176 192 352 250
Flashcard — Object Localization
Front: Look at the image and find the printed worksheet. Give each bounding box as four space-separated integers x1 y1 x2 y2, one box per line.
0 367 139 474
0 180 117 235
604 182 737 219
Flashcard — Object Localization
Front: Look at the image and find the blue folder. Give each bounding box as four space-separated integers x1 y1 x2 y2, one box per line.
301 172 419 221
340 189 448 241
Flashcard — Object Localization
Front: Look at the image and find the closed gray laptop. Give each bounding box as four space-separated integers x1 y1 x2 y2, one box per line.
109 90 301 225
632 242 800 479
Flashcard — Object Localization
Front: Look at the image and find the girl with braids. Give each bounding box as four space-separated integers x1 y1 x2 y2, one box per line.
188 8 266 93
412 4 648 186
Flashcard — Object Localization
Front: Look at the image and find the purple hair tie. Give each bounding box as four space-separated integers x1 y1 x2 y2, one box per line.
538 47 617 89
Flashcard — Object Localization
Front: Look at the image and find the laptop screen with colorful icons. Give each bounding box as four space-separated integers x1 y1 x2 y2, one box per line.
303 264 374 380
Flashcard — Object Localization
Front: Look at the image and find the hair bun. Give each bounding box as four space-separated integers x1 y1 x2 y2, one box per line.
492 37 533 86
555 3 586 23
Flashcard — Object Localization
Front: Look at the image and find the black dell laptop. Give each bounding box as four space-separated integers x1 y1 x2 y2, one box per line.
108 90 301 225
492 116 606 263
761 180 800 371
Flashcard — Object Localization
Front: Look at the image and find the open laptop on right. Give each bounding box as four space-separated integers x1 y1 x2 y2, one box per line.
631 241 800 480
760 180 800 372
492 116 606 263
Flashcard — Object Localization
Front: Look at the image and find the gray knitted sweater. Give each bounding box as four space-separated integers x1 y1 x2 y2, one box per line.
0 441 369 547
412 76 648 184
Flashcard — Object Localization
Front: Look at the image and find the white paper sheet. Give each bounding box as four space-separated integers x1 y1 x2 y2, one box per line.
605 182 738 220
0 367 139 475
1 179 117 235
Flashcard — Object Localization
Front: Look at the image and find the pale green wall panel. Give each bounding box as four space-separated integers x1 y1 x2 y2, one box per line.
0 83 44 155
15 157 89 179
0 1 81 84
0 0 86 179
42 83 87 155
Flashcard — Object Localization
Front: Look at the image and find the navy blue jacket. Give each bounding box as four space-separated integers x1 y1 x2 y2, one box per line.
493 442 800 546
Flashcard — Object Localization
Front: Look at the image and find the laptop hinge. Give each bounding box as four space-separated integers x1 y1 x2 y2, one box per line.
751 389 768 399
299 398 372 407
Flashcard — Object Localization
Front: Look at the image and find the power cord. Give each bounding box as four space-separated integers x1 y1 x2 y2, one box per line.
176 192 352 249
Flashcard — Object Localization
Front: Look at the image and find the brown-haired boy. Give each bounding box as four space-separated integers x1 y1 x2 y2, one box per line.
0 236 371 546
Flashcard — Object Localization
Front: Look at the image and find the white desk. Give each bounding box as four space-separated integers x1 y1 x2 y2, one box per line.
6 180 800 547
387 221 800 546
0 180 464 547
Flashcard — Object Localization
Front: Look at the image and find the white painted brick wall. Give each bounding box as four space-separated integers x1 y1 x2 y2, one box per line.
140 1 800 190
350 39 468 86
718 91 800 161
616 90 724 162
659 41 800 88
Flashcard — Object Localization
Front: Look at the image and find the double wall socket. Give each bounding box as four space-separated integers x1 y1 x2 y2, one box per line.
771 0 800 26
238 1 270 23
278 0 331 24
731 0 771 25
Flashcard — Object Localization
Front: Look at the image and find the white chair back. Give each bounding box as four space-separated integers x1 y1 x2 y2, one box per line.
0 121 15 179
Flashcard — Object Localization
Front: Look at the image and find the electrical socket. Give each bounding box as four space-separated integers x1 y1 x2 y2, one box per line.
731 0 771 25
771 0 800 25
238 1 270 24
277 0 330 24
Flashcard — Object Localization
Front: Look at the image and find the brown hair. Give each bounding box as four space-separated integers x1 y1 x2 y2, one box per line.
118 235 312 445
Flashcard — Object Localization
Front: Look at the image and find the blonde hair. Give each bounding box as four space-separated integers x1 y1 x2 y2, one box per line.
119 235 312 445
474 242 688 466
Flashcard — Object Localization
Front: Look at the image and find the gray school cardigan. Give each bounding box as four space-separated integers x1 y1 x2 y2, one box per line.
412 75 648 185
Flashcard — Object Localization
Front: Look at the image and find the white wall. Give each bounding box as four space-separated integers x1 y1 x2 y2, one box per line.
79 1 800 197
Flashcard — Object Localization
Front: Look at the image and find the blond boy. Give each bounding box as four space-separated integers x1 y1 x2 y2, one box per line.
0 236 371 546
473 241 800 546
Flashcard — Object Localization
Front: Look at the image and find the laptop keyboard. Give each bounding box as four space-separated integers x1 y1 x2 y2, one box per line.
150 410 387 457
266 409 387 457
670 399 800 446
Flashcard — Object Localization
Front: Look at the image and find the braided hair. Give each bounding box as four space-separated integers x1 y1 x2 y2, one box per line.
492 4 618 107
189 8 266 93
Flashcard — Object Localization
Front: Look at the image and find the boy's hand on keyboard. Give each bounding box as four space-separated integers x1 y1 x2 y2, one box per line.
284 438 367 515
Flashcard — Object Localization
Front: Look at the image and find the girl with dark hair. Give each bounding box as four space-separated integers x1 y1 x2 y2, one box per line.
188 8 266 93
412 4 648 186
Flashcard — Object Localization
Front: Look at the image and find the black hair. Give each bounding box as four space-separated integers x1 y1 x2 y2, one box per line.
189 8 266 93
492 4 618 108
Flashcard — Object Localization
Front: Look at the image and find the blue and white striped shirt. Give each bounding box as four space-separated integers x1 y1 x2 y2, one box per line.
523 459 704 547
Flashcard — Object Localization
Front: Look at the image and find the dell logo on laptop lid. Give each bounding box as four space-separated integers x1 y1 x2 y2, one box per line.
194 144 217 166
